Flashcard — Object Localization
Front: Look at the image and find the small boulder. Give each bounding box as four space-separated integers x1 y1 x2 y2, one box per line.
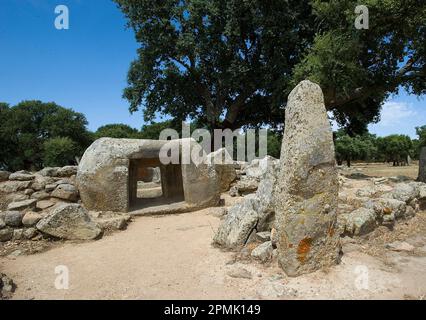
3 211 26 227
57 166 78 177
251 241 273 262
0 171 11 182
31 191 50 200
36 200 55 210
0 181 32 193
96 216 128 231
227 267 252 279
8 171 35 181
256 231 271 242
37 167 59 177
0 228 14 242
22 212 43 227
386 241 415 252
7 199 37 211
36 204 102 240
23 227 38 239
339 208 377 236
51 184 78 202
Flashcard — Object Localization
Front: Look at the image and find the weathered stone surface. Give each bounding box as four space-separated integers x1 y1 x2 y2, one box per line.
22 212 43 227
51 184 78 201
418 147 426 183
13 229 24 240
8 171 35 181
13 193 29 202
251 241 273 262
36 204 102 240
23 227 38 239
275 80 340 277
36 200 55 210
31 175 55 191
229 186 239 197
227 267 252 279
256 231 271 242
37 167 60 177
0 217 5 229
214 195 259 248
0 171 11 182
386 241 415 252
367 198 407 220
96 216 128 231
0 228 14 242
3 211 26 227
384 183 419 203
206 148 237 192
31 191 50 200
233 177 259 195
7 199 37 211
57 166 78 177
214 157 279 248
338 208 377 236
77 138 220 212
24 189 34 196
0 181 32 193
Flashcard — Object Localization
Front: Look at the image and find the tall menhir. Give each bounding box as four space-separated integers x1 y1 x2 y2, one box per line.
275 80 341 277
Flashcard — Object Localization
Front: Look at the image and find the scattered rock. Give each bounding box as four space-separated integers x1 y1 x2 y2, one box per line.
7 199 37 211
8 171 35 181
251 241 273 262
36 200 55 210
57 166 78 177
386 241 415 252
0 171 11 182
0 273 16 299
31 191 50 201
0 228 14 242
227 267 252 279
37 167 59 177
36 204 102 240
339 208 377 236
96 216 128 231
23 227 38 239
13 229 24 240
3 211 26 227
256 231 271 242
13 193 29 202
229 186 239 197
22 212 43 227
0 181 32 193
51 184 78 202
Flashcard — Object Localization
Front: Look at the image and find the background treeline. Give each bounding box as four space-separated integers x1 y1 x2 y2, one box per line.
1 101 425 171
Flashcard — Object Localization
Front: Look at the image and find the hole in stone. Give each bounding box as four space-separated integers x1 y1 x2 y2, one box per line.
129 158 185 210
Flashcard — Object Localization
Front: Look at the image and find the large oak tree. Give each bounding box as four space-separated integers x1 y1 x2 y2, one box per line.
115 0 425 133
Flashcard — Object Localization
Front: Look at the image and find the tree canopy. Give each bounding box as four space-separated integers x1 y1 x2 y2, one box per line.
115 0 426 134
95 124 140 139
0 101 92 171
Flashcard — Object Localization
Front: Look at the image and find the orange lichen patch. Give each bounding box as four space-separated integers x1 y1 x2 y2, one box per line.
297 237 312 264
328 226 335 237
288 243 294 248
383 207 393 215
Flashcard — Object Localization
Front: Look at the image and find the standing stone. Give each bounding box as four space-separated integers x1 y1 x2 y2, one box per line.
275 80 341 277
418 147 426 183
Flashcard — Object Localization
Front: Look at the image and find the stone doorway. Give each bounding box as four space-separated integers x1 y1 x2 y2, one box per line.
129 158 185 210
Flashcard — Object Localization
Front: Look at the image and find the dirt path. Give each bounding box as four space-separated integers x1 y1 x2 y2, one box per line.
1 209 426 300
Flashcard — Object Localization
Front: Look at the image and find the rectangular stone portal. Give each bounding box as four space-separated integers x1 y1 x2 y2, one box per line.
129 158 184 210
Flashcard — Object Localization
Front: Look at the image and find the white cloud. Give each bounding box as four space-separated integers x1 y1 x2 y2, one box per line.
378 101 417 126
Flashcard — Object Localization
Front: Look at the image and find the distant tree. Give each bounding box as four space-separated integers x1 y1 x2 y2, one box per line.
95 124 140 139
335 133 358 167
377 134 413 166
0 101 93 171
43 137 79 167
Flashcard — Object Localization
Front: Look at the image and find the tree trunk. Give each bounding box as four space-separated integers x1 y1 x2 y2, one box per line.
418 147 426 182
346 158 351 167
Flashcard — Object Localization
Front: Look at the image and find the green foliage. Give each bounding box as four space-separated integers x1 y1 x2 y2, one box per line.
266 131 282 159
95 124 140 139
416 125 426 147
43 137 79 167
0 101 93 171
377 134 413 165
115 0 426 134
295 0 426 134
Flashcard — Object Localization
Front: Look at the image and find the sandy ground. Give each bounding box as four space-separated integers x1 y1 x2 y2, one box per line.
1 207 426 300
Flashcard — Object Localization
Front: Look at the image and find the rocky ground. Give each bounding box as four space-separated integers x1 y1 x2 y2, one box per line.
1 162 426 299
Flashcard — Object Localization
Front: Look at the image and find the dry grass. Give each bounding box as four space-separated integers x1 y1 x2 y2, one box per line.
360 211 426 259
351 162 419 179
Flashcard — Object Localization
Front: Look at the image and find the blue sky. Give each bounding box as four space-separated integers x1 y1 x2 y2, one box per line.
0 0 425 137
